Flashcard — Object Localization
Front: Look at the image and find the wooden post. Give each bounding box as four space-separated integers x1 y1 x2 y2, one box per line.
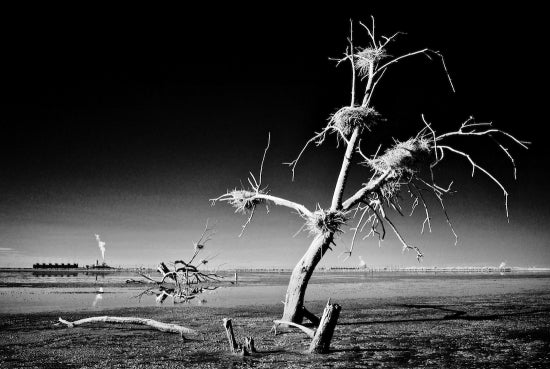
308 300 341 354
222 318 238 353
234 271 238 284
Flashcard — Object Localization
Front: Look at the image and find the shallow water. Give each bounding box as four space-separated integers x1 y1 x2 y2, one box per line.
0 270 549 314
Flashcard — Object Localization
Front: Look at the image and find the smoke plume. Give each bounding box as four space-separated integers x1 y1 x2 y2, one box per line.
94 234 106 261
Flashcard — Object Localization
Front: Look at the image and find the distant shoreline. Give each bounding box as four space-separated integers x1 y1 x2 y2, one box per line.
1 267 549 273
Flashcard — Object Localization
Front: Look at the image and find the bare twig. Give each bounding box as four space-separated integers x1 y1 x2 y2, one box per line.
438 145 511 219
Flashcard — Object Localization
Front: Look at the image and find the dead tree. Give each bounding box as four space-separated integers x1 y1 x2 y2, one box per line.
212 18 528 325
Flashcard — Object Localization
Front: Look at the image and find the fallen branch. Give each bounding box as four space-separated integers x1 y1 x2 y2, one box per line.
301 306 321 327
271 320 316 338
57 316 197 338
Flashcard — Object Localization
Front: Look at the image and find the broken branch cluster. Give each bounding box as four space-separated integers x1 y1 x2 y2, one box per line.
137 221 222 304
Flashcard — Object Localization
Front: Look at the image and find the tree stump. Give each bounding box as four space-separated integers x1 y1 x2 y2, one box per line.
308 300 341 354
223 318 252 356
222 318 238 353
244 337 256 353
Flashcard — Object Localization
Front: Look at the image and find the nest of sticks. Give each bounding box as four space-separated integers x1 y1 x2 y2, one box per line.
330 106 380 136
369 137 432 175
225 189 265 214
368 137 433 199
355 47 387 76
305 209 347 236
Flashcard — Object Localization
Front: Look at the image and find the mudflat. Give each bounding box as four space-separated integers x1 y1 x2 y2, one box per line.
1 292 549 368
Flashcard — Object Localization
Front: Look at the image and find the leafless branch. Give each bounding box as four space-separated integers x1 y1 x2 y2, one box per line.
342 169 392 211
259 132 271 187
349 19 356 106
409 183 432 234
436 120 529 149
378 205 423 261
284 127 331 180
438 144 511 219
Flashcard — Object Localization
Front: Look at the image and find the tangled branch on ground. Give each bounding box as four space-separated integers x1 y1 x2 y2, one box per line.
137 220 223 304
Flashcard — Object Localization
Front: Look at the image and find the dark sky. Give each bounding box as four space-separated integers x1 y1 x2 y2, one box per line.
1 5 548 268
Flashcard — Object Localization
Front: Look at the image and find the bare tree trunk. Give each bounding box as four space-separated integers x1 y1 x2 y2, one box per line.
282 232 334 323
282 127 360 324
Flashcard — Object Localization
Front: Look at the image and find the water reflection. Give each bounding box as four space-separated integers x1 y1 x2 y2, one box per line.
135 285 219 304
32 271 78 277
92 292 103 307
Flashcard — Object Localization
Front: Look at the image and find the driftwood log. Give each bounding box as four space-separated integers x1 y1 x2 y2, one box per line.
271 305 320 338
57 316 196 339
271 320 315 338
308 301 341 354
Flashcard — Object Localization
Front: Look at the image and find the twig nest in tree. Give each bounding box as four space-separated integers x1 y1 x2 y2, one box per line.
355 47 387 76
369 137 433 199
306 209 347 235
330 106 380 137
227 190 264 214
370 138 432 175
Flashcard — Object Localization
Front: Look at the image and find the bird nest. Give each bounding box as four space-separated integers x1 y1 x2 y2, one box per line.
355 47 387 76
305 209 347 236
330 106 380 136
369 138 432 175
226 190 264 214
369 138 433 199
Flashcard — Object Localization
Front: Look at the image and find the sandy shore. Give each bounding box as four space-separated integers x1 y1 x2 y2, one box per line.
1 292 549 368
